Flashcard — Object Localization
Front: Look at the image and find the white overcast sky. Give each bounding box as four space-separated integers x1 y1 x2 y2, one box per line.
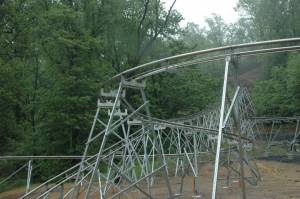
163 0 239 26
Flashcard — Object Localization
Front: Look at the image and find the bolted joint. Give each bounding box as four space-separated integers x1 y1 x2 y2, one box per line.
225 56 231 62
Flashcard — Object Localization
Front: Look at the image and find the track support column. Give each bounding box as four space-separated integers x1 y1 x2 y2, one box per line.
211 56 230 199
84 82 123 199
26 160 32 194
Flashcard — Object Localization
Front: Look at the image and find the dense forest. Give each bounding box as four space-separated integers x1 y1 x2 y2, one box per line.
1 0 300 180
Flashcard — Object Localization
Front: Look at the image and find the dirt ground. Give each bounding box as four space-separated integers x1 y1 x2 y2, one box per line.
1 160 299 199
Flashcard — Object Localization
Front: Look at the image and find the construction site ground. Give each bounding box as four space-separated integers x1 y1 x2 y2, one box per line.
1 159 299 199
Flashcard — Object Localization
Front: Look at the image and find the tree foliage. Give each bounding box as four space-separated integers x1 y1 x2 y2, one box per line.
236 0 300 115
253 54 300 116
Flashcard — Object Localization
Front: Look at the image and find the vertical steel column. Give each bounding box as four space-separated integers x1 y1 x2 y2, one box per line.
175 129 182 177
225 143 231 187
26 160 32 194
232 105 247 199
84 82 123 199
231 56 247 199
211 56 230 199
151 138 155 186
97 169 104 199
142 128 151 192
158 129 168 174
291 120 299 151
266 121 275 151
231 94 247 199
193 133 200 195
59 185 64 199
44 183 49 199
121 122 137 180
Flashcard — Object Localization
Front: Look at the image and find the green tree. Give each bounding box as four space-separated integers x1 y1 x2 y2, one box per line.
252 53 300 116
147 70 220 119
180 22 210 50
237 0 293 39
205 14 229 46
99 0 183 72
253 66 290 116
287 53 300 114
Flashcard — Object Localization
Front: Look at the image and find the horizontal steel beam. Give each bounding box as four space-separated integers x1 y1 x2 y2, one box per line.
0 156 91 160
253 116 300 121
0 153 215 160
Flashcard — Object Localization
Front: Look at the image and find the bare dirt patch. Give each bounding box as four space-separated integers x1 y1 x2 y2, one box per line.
1 160 299 199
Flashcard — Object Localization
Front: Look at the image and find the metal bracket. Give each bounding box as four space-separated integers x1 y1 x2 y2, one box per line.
122 79 146 89
154 124 167 130
101 89 126 98
128 119 142 126
97 99 120 109
108 109 128 117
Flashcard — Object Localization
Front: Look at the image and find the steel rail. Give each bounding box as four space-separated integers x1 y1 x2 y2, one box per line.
111 37 300 80
141 117 218 132
140 117 252 142
129 45 300 80
131 54 224 80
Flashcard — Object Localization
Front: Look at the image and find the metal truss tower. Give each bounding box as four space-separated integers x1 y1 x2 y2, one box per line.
20 37 300 199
